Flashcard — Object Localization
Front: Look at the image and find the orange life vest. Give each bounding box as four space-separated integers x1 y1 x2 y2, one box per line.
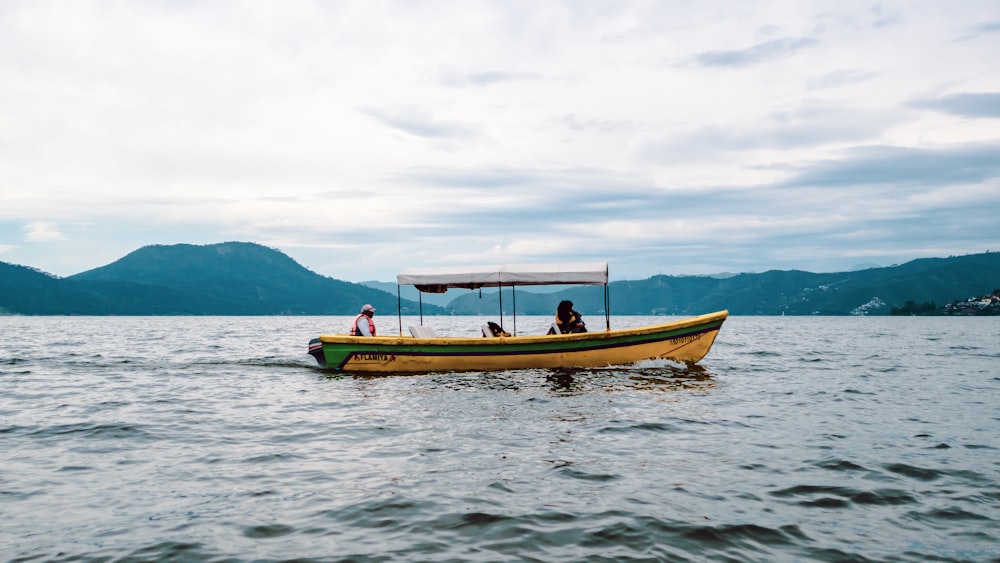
350 313 376 336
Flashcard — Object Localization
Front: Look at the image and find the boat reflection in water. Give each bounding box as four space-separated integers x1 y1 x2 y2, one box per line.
546 363 716 392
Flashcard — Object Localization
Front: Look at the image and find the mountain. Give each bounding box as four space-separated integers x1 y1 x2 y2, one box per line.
0 242 442 315
444 252 1000 316
1 244 997 315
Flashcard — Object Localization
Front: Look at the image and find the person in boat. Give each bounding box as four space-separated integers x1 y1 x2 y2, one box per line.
549 300 587 334
350 304 377 337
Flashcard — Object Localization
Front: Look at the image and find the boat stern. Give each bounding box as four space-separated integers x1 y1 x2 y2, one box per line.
307 337 326 367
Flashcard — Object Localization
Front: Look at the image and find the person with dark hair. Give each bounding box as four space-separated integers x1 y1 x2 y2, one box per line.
548 300 586 334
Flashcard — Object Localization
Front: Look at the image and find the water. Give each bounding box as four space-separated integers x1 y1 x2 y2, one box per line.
1 315 998 562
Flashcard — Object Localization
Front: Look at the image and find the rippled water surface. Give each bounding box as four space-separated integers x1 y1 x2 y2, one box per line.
2 315 998 562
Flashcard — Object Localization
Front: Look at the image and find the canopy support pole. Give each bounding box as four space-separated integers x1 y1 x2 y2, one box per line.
605 283 611 331
512 286 517 336
397 285 402 336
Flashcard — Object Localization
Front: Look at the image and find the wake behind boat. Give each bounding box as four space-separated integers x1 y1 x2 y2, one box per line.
308 262 727 373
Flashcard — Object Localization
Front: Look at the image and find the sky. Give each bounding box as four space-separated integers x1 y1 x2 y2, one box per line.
1 1 999 283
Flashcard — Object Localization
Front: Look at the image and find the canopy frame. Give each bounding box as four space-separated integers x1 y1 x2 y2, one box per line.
395 262 611 336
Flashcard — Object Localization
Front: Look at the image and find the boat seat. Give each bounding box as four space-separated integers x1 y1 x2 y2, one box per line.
409 325 436 338
549 323 562 335
482 324 496 337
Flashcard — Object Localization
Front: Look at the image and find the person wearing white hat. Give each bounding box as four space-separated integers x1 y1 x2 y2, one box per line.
350 304 377 337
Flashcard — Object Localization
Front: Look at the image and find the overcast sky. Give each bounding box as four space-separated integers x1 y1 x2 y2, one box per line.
1 1 998 282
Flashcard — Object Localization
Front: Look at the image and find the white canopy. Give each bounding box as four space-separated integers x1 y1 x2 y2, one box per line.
397 262 608 292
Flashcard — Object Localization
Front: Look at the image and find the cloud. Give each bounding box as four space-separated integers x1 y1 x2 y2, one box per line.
807 69 880 90
363 106 482 139
438 70 542 87
908 92 1000 118
638 103 902 163
558 114 632 133
398 166 546 189
779 141 1000 188
370 165 667 249
954 21 1000 41
691 37 819 67
23 222 66 242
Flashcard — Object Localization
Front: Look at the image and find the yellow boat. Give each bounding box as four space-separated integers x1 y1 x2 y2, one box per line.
308 263 727 373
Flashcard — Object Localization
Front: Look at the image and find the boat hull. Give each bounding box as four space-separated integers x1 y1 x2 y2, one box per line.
309 311 727 373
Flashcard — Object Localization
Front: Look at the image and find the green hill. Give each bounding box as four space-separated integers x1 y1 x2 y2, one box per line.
444 252 1000 316
1 242 440 315
1 243 997 316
